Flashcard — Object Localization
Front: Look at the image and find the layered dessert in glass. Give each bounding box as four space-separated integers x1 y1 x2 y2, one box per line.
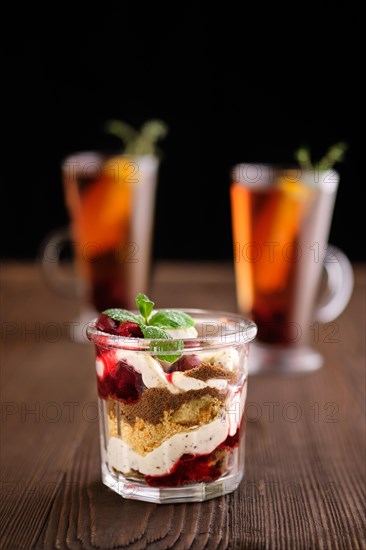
87 294 257 503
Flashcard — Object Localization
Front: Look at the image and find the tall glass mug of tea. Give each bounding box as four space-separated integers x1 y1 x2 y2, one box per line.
230 157 353 373
41 120 167 340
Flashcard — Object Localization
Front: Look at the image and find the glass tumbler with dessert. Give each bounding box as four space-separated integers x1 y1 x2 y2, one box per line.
87 294 257 503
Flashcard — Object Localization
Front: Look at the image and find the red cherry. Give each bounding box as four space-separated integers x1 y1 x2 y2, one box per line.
115 321 143 338
96 355 144 403
168 354 201 373
109 360 144 402
96 314 119 334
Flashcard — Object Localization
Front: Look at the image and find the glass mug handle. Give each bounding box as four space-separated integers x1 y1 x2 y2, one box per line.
39 226 84 298
315 245 354 323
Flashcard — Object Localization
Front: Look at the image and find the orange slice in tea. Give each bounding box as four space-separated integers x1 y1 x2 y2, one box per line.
77 156 134 256
253 176 315 294
230 183 254 313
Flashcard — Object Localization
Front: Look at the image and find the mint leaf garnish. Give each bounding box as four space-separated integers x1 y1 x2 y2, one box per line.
156 340 184 363
106 293 195 360
140 325 169 339
149 310 195 329
140 325 184 362
136 294 155 324
103 308 140 323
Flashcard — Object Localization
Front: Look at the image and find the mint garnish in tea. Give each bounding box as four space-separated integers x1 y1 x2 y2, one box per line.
95 293 196 361
295 142 348 171
105 119 168 156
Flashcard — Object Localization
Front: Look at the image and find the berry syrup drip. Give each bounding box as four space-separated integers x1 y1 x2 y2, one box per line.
145 429 240 487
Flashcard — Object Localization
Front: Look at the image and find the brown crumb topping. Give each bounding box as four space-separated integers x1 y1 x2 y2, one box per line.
111 387 224 425
185 362 237 384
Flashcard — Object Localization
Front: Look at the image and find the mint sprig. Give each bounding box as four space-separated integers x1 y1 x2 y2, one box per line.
102 294 195 362
295 142 348 171
105 119 168 157
152 341 185 363
140 325 169 339
136 293 155 324
149 310 195 329
140 325 183 361
102 308 141 323
139 322 185 362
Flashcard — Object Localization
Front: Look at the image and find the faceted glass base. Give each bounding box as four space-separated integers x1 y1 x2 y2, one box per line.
249 342 323 374
101 462 244 504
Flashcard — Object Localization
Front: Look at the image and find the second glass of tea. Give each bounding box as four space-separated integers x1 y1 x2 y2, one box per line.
230 164 353 373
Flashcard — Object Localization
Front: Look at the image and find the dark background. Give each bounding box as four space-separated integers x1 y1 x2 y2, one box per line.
2 7 362 262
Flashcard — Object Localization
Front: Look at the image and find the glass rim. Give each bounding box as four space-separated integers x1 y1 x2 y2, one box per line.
86 308 257 353
230 162 340 194
231 162 339 174
61 151 158 168
231 163 339 191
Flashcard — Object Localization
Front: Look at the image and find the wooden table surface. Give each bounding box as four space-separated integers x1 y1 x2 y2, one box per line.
1 262 365 550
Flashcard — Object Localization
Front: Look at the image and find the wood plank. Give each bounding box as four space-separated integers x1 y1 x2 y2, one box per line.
1 262 365 549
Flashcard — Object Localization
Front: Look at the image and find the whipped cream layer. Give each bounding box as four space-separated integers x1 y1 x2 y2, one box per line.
96 347 241 394
108 414 235 476
165 326 198 338
107 384 246 476
198 348 239 371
